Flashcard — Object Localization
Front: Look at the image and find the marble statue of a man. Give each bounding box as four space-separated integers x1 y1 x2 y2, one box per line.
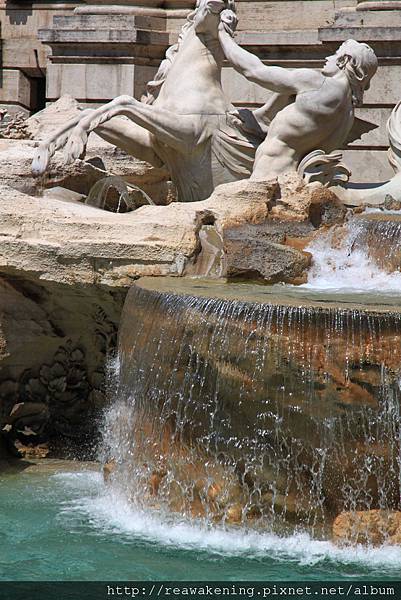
218 17 378 181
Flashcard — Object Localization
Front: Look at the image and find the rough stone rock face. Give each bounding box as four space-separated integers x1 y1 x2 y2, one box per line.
2 138 174 207
0 176 278 453
0 148 346 455
13 441 50 459
1 401 50 456
0 112 32 140
184 179 297 280
0 435 9 460
0 141 110 197
204 179 279 225
274 172 347 225
89 149 175 206
224 233 311 284
217 176 344 284
0 275 125 454
0 279 56 370
0 96 174 205
223 221 313 284
333 510 401 546
0 178 278 287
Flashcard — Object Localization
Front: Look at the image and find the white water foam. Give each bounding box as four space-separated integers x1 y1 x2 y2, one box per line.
364 208 401 216
303 224 401 293
53 472 401 572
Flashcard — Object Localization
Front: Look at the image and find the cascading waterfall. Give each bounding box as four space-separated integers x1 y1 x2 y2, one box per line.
102 280 401 543
305 212 401 291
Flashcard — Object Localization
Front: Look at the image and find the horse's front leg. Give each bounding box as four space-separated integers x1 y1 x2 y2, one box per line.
65 95 196 163
32 109 93 175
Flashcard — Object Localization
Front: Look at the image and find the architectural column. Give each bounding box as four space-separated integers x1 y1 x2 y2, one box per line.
38 0 195 106
0 0 79 115
318 0 401 182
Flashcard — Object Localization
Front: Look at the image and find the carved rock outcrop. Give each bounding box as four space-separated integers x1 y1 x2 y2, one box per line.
217 176 344 284
0 175 277 452
22 96 174 205
0 140 109 197
0 159 345 455
274 173 347 224
224 227 312 284
0 275 124 455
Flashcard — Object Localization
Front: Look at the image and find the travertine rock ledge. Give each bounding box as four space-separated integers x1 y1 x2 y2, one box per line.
0 178 276 286
0 177 277 452
0 142 345 455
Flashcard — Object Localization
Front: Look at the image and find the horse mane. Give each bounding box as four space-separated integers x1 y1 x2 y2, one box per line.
140 5 198 105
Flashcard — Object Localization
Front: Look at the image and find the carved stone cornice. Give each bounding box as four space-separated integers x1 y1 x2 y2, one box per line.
74 0 195 15
357 1 401 10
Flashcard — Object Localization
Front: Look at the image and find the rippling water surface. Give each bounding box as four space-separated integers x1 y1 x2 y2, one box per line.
1 465 401 581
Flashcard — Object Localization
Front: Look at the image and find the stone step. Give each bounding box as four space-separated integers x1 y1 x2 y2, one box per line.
319 25 401 41
39 27 169 45
334 7 401 27
52 14 166 31
236 30 320 46
235 0 356 32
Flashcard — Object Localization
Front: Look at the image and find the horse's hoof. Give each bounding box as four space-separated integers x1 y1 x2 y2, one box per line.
31 152 48 177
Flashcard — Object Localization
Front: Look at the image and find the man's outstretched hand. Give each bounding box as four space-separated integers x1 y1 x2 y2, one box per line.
219 9 238 36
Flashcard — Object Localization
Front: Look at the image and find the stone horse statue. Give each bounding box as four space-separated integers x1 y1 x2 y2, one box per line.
32 0 263 202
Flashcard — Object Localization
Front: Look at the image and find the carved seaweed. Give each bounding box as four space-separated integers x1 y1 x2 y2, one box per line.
94 306 118 355
0 341 91 437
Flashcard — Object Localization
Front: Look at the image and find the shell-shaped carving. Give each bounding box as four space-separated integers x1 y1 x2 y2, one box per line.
298 149 351 187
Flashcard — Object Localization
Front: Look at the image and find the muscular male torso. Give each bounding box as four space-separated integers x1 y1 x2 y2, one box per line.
251 74 354 180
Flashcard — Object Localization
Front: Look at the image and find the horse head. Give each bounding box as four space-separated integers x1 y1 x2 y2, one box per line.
192 0 237 39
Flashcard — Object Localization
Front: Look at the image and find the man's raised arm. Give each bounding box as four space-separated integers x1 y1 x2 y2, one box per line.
218 25 316 95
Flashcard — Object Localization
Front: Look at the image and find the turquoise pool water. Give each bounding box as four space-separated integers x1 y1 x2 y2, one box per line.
1 462 401 582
